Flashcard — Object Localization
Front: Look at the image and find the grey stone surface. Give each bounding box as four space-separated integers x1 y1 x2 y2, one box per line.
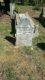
10 3 15 16
43 7 45 17
16 13 34 46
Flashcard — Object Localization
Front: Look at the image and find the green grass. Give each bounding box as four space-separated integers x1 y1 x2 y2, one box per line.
0 22 11 37
0 6 45 80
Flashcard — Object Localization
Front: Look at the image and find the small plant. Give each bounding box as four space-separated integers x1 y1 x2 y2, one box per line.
28 75 32 80
15 6 19 13
20 46 35 55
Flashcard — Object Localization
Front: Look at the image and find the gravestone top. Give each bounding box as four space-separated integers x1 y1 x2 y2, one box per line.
16 13 34 46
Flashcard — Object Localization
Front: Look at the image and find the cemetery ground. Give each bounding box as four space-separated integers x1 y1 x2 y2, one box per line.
0 6 45 80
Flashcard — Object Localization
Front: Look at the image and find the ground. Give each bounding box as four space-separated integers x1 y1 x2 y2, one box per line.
0 6 45 80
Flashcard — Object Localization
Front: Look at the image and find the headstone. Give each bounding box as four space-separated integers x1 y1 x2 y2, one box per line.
16 13 34 46
10 3 15 16
43 7 45 17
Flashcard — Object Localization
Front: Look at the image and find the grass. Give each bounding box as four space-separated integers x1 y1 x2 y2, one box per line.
0 6 45 80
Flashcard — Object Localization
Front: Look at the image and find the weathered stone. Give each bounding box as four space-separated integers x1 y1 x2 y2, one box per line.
43 7 45 17
10 3 15 17
16 13 34 46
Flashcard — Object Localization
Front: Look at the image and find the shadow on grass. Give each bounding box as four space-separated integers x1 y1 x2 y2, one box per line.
37 43 45 50
10 18 16 37
5 36 16 45
33 17 45 28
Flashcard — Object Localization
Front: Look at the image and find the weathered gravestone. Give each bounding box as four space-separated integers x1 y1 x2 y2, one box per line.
43 7 45 17
16 13 34 46
10 3 15 16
